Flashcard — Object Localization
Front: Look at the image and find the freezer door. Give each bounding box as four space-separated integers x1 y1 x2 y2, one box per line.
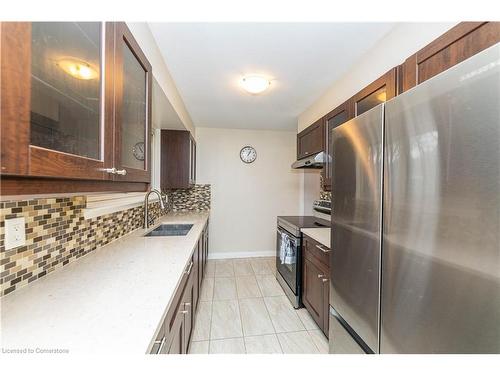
382 43 500 353
330 104 384 353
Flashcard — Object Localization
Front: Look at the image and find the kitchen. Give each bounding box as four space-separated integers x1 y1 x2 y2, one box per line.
1 2 499 372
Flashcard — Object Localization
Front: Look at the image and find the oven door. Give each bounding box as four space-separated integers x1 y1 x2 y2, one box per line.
276 227 300 294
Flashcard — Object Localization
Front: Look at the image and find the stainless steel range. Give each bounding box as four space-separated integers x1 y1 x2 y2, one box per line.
276 200 331 308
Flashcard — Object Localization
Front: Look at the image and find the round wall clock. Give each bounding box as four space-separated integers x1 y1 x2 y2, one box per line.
133 142 145 161
240 146 257 164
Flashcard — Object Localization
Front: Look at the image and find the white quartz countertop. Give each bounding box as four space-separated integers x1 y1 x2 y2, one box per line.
301 227 330 248
0 211 209 355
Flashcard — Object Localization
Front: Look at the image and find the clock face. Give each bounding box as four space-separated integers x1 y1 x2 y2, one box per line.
133 142 145 161
240 146 257 164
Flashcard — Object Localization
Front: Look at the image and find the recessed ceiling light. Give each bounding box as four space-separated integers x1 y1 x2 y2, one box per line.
240 75 271 94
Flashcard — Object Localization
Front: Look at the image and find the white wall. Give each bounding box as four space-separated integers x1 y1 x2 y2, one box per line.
126 22 196 136
196 127 302 258
299 170 321 215
298 22 458 132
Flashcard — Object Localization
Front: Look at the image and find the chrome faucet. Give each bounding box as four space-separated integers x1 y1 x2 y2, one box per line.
144 189 168 229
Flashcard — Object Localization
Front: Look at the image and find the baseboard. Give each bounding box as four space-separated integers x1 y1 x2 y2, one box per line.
208 250 275 260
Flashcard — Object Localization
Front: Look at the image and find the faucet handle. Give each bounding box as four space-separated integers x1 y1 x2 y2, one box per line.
160 192 169 211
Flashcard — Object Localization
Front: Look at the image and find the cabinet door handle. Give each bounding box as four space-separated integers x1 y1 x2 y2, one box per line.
180 310 189 315
115 169 127 175
184 302 191 308
318 274 325 278
185 261 193 275
101 168 117 174
322 278 329 283
315 244 330 253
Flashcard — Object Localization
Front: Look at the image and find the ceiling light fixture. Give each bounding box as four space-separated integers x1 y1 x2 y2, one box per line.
57 58 98 80
240 75 271 94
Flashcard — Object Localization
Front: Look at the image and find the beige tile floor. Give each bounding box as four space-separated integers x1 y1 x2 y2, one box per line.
189 257 329 354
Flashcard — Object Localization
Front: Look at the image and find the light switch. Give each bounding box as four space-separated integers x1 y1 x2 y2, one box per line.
5 217 26 250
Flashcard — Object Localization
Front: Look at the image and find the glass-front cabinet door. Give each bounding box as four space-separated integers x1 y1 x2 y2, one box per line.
113 23 152 183
322 100 354 191
1 22 152 194
353 68 397 117
28 22 114 179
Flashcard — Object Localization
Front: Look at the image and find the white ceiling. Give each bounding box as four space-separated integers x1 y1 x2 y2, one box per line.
149 23 395 131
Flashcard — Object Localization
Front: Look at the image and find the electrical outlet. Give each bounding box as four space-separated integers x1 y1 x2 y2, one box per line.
5 217 26 250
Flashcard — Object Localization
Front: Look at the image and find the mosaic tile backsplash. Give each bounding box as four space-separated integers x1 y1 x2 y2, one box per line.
165 184 211 212
0 185 211 297
319 174 332 202
320 190 332 202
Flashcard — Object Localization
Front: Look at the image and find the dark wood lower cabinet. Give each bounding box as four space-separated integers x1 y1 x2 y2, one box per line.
166 315 184 354
151 223 209 354
302 235 330 337
303 259 324 324
204 222 209 272
182 276 195 354
197 237 203 300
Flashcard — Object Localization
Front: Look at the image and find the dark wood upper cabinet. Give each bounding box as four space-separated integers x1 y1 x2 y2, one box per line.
189 136 197 186
322 100 354 191
113 23 152 183
297 117 325 160
1 22 114 181
1 22 31 177
0 22 152 195
401 22 500 93
160 129 196 189
353 68 397 117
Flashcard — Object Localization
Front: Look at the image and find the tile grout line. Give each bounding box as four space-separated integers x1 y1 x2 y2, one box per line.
205 258 286 354
233 259 248 353
264 294 290 353
260 288 285 354
235 298 247 353
306 330 324 354
211 259 243 352
279 330 321 354
207 279 214 354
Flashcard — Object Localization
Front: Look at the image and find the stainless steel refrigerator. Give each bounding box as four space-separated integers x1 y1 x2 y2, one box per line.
329 43 500 354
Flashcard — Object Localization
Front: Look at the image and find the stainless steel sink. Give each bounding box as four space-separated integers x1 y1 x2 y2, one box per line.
144 224 193 237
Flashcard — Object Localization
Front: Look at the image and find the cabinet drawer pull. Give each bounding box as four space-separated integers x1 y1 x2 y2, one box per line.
180 310 189 315
318 274 325 278
115 169 127 175
322 278 329 283
315 244 331 253
184 302 191 307
185 261 194 275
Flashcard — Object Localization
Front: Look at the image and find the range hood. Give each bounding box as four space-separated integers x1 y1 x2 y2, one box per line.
291 151 326 169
